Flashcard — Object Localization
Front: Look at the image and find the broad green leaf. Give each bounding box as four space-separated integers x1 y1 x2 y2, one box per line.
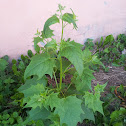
80 103 95 122
72 67 95 92
54 96 83 126
24 53 55 80
45 93 61 110
23 107 50 125
70 40 83 49
18 76 47 92
24 94 43 109
20 83 45 98
62 13 77 29
84 92 104 115
0 59 8 71
42 15 59 38
59 41 83 76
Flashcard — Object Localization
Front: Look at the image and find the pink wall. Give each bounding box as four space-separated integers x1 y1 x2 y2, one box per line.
0 0 126 59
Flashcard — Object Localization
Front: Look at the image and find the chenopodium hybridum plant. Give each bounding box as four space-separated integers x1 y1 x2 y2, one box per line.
18 4 107 126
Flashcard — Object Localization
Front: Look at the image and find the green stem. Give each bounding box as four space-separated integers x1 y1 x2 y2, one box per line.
64 67 74 73
53 72 58 89
60 90 65 98
64 82 72 94
61 19 64 42
59 57 63 90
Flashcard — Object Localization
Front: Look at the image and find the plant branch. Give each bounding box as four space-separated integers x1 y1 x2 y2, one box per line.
63 63 72 73
53 72 58 89
59 57 63 90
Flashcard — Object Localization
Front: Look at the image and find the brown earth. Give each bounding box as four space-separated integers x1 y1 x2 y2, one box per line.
92 65 126 95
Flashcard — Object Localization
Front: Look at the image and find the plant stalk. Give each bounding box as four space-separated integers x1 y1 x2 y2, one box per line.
61 19 64 42
53 72 58 89
59 57 63 90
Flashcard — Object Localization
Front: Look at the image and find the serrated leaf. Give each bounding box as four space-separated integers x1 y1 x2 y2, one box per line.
59 41 83 76
72 67 95 92
18 76 47 92
42 15 59 38
45 93 61 110
94 83 107 93
54 96 83 126
20 83 45 98
84 91 104 115
24 53 55 80
62 13 77 29
0 59 8 71
80 103 95 122
24 94 43 109
23 107 50 125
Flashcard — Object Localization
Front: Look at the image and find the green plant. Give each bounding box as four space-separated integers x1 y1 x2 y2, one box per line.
18 4 107 126
0 50 33 125
86 85 126 126
84 38 94 50
96 34 126 68
85 34 126 72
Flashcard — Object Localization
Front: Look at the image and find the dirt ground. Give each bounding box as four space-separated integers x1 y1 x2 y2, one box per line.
92 65 126 95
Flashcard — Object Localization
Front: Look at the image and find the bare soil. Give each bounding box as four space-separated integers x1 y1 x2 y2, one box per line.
92 65 126 95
